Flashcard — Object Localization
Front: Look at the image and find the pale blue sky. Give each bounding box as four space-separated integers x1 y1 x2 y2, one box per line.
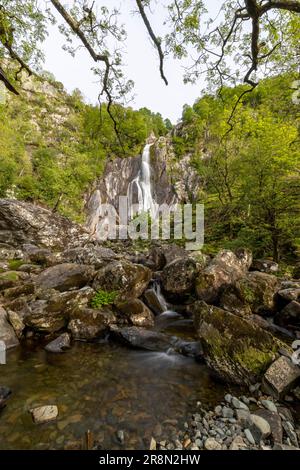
43 1 222 122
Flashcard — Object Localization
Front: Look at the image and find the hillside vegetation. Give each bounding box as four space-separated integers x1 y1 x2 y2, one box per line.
173 74 300 262
0 74 169 221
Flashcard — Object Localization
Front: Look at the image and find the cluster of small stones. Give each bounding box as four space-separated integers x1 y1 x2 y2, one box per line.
155 392 300 451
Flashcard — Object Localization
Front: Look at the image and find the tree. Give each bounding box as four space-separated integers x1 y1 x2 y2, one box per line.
189 74 299 260
0 0 299 122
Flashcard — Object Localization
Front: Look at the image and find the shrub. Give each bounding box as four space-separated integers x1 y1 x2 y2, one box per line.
90 290 118 309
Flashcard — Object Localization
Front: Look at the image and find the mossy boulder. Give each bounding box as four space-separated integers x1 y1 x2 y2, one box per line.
220 272 278 316
192 301 284 385
0 271 23 290
195 249 252 304
21 287 96 334
161 257 198 300
93 260 151 303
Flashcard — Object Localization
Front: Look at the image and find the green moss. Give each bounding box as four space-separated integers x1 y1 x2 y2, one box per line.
8 259 23 270
90 290 118 309
239 283 255 303
233 347 274 374
195 274 211 291
0 271 19 281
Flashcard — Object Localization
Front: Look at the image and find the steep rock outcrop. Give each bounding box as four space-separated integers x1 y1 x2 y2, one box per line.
0 199 88 249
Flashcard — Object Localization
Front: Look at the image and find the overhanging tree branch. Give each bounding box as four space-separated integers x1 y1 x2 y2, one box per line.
135 0 168 86
50 0 123 149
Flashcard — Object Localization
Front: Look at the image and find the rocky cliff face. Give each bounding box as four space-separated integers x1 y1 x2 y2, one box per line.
85 136 202 234
0 199 88 250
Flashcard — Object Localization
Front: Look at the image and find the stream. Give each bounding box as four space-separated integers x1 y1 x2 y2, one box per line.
0 311 232 450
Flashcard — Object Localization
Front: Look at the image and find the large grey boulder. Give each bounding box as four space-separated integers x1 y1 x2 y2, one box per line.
161 257 198 299
68 307 116 340
60 245 118 269
0 199 88 249
195 249 252 303
45 333 71 353
110 326 175 352
93 260 151 303
220 271 279 316
35 264 95 292
192 301 283 385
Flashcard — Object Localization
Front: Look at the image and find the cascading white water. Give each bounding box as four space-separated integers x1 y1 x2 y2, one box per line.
153 281 168 313
127 144 158 219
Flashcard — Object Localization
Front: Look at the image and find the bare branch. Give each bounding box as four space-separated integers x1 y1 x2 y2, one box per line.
0 66 19 95
50 0 124 149
135 0 168 86
261 1 300 14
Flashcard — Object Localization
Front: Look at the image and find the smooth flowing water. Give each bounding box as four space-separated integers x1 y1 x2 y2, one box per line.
0 313 232 450
127 144 158 219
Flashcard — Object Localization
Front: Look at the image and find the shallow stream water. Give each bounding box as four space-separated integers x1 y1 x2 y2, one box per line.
0 313 232 450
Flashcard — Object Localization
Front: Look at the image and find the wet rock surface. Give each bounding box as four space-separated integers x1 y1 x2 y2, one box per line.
0 223 299 450
195 249 252 304
192 301 282 386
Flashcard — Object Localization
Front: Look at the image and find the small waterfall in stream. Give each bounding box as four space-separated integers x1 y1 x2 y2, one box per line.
153 281 168 313
127 144 158 219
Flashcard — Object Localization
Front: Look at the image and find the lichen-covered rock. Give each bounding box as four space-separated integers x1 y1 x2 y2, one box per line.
220 272 279 316
60 245 118 269
68 307 116 340
92 260 151 303
1 282 35 300
0 306 19 349
251 259 279 274
22 244 56 266
262 356 300 398
116 299 154 327
143 287 166 315
161 257 198 299
23 287 95 334
24 299 68 333
277 288 300 302
110 326 175 352
7 309 25 339
192 301 283 385
0 199 88 249
195 249 252 304
35 263 95 292
0 271 22 291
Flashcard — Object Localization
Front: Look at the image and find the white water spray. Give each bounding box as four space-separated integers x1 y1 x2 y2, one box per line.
127 144 158 219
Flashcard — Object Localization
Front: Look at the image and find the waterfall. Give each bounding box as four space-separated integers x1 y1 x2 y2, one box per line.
127 144 158 219
153 281 168 313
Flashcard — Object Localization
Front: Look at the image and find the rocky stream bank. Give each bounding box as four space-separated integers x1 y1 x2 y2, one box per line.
0 199 299 450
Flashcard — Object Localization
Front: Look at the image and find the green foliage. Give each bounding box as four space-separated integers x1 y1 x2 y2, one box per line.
179 73 300 261
8 259 23 270
0 75 169 221
90 290 118 309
